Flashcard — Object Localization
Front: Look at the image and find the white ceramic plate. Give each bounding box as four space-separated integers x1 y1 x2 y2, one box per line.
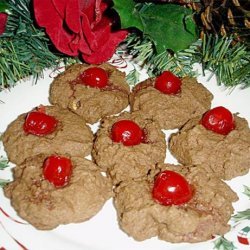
0 57 250 250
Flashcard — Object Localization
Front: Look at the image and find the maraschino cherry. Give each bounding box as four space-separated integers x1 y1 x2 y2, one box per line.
155 71 181 95
23 111 58 136
43 155 73 187
79 67 108 88
201 106 235 135
111 120 144 146
152 170 193 206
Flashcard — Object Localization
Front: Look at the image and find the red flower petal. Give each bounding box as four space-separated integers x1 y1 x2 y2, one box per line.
34 0 91 56
51 0 66 18
82 29 128 64
51 0 81 33
79 2 112 52
93 0 110 25
65 1 81 33
69 32 92 56
91 16 113 48
0 13 8 35
79 0 96 24
80 13 97 51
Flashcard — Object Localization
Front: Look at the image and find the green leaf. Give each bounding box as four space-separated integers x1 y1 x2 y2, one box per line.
0 156 9 170
0 0 11 14
232 209 250 222
213 236 237 250
0 179 9 188
139 4 198 53
126 68 140 86
113 2 198 52
243 186 250 199
112 0 144 31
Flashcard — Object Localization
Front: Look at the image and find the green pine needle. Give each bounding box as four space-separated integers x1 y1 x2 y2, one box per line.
0 1 249 89
122 32 249 87
126 68 140 86
122 33 199 80
213 236 237 250
0 0 78 90
200 34 250 88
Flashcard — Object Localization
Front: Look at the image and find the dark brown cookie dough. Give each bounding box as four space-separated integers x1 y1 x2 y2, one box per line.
130 77 213 129
114 164 238 243
92 112 166 185
49 63 130 124
169 115 250 180
4 155 112 230
2 105 93 165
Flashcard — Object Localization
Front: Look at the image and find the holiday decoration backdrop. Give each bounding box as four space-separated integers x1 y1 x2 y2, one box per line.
0 0 249 89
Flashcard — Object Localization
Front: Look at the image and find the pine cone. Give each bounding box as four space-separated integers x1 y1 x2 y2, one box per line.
190 0 250 43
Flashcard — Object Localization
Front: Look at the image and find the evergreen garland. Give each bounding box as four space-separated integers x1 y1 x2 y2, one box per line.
122 32 250 87
0 0 78 90
0 0 249 89
201 34 250 88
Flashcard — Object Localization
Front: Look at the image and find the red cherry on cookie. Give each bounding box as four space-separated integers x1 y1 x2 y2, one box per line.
79 67 108 88
152 170 193 206
43 155 73 187
111 120 144 146
23 111 58 136
155 71 181 95
201 106 235 135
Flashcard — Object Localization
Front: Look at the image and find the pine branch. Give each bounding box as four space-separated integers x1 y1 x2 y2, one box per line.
126 68 140 86
0 1 249 89
122 33 199 81
121 32 249 88
199 34 250 88
213 236 237 250
0 0 78 90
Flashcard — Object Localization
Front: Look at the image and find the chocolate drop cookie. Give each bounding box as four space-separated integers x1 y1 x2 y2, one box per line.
49 63 130 124
114 164 238 243
4 154 112 230
130 74 213 129
2 105 93 165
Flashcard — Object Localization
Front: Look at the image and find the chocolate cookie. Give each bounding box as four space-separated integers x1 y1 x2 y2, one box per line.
2 105 93 165
49 63 130 124
130 76 213 129
114 164 238 243
92 112 166 185
4 155 112 230
169 115 250 179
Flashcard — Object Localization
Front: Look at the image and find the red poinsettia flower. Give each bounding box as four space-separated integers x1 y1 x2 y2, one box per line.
33 0 128 64
0 13 8 35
